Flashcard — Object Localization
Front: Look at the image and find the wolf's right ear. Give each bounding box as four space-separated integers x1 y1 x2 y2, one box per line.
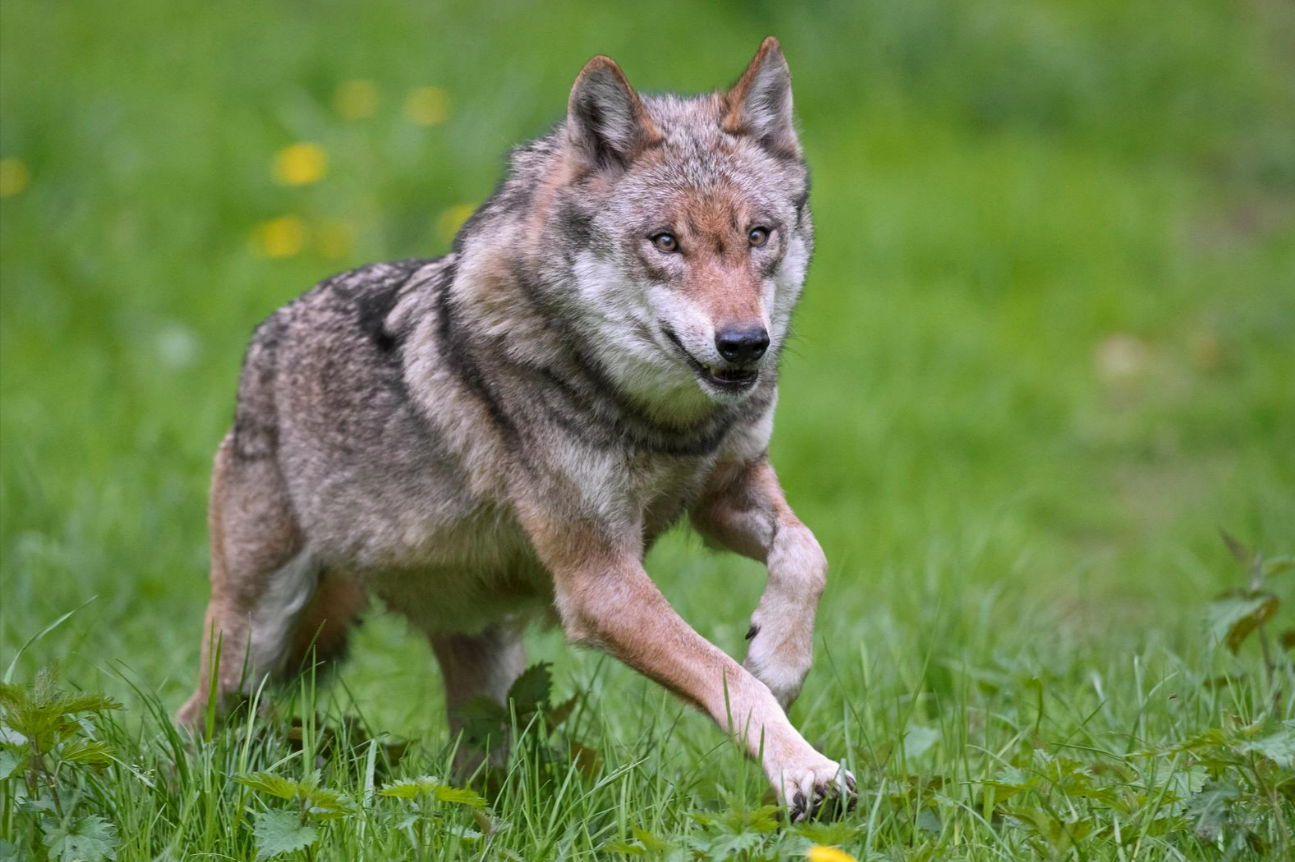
566 56 660 174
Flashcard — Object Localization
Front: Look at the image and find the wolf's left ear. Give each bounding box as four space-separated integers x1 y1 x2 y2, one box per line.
567 56 660 174
723 37 799 159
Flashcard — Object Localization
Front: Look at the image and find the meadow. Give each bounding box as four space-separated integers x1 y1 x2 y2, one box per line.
2 1 1293 859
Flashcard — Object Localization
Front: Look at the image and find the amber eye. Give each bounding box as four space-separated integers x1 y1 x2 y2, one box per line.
651 233 679 253
748 226 770 248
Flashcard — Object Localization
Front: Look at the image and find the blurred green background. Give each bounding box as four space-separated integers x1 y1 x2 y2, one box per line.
2 0 1292 735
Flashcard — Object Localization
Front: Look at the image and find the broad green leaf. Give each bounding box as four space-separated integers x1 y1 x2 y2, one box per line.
630 827 671 852
379 777 484 808
379 776 443 799
1187 782 1239 843
434 785 488 808
55 692 121 716
237 772 308 801
253 810 317 859
1207 591 1280 653
507 662 552 714
603 839 646 854
0 749 23 780
457 697 509 751
1238 724 1295 769
1264 556 1295 578
796 821 863 848
305 786 355 820
0 839 19 862
42 814 119 862
59 737 114 766
902 726 940 760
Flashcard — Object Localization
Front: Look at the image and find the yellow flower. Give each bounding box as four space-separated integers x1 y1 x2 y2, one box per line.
806 847 860 862
272 143 327 186
252 216 308 258
435 204 476 246
315 219 355 260
405 86 450 126
0 158 30 198
335 80 378 120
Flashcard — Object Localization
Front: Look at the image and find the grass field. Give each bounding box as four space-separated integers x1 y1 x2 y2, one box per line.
2 1 1294 859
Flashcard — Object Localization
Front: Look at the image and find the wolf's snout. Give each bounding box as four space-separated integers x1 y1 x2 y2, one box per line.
715 325 769 364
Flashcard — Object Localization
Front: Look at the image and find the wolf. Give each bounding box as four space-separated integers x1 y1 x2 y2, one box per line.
178 37 854 819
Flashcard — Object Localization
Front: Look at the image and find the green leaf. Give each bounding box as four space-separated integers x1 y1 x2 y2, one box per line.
253 810 318 859
0 839 20 862
42 814 119 862
0 749 23 780
237 772 309 801
379 776 442 799
1264 557 1295 578
59 737 114 766
1188 781 1238 843
630 827 671 853
507 662 553 715
304 786 355 820
1207 590 1280 653
1238 723 1295 769
902 726 940 760
434 785 488 808
456 697 509 751
379 776 484 808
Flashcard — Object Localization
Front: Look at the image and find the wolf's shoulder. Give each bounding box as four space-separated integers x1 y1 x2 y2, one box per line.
247 256 452 352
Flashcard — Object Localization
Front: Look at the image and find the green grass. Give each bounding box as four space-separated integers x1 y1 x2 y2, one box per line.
2 1 1293 859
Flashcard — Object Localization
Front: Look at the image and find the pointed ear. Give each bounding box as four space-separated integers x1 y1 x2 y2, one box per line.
566 56 659 174
722 37 799 158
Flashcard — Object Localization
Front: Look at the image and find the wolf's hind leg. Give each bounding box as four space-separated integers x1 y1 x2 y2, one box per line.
430 622 527 776
285 573 368 673
177 434 319 729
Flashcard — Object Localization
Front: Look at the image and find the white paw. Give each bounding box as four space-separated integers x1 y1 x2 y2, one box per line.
773 753 856 822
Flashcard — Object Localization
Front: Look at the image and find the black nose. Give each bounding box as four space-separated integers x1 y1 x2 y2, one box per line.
715 325 770 364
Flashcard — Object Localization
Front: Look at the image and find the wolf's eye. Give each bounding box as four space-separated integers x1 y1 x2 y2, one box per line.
748 227 770 248
651 233 679 253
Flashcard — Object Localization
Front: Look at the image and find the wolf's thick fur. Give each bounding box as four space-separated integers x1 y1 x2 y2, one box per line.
179 38 854 819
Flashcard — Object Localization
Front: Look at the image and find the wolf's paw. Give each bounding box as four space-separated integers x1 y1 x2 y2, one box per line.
776 754 856 822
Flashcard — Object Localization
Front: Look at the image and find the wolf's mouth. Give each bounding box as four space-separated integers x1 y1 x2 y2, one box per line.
660 324 760 392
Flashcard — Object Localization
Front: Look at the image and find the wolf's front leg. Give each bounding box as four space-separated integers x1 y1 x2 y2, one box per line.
689 458 826 710
519 503 852 820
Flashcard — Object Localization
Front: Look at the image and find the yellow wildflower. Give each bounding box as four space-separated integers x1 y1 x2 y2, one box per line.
316 219 355 260
252 216 308 258
0 158 30 198
272 143 327 186
405 86 450 126
806 847 860 862
335 80 378 120
435 204 476 246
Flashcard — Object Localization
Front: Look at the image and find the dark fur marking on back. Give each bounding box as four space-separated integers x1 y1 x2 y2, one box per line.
354 276 405 354
435 260 516 436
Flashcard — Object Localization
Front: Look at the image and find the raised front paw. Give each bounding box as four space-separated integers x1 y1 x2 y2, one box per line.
775 752 856 822
742 618 812 710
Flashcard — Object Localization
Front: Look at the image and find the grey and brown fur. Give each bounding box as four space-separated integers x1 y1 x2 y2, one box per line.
178 37 854 819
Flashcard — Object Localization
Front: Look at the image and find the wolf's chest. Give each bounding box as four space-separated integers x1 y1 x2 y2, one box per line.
623 452 714 542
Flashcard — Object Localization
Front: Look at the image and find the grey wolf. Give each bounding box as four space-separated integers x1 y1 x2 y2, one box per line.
178 37 854 820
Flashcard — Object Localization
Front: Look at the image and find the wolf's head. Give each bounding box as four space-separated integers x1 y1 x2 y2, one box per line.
526 38 811 419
